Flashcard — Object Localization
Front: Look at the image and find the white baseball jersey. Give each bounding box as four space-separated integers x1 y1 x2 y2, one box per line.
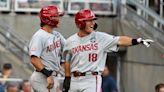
29 29 65 72
63 31 119 73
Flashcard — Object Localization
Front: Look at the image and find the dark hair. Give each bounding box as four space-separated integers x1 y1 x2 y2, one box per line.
3 63 12 69
20 80 29 90
155 83 164 92
6 83 17 90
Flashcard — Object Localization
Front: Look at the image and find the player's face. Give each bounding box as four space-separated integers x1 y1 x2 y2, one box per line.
84 19 95 33
159 87 164 92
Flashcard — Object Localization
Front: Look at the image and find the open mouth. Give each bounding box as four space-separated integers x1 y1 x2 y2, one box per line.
90 25 94 28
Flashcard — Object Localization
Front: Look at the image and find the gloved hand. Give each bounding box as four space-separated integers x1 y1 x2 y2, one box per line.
62 77 71 92
137 38 154 47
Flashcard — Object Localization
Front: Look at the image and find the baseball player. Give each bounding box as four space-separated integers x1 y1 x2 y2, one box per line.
29 5 65 92
62 9 154 92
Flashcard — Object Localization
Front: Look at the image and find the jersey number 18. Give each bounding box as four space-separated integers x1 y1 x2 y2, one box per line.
88 53 97 62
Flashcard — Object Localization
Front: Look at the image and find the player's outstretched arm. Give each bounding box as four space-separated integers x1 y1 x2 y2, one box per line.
118 36 154 47
64 62 71 77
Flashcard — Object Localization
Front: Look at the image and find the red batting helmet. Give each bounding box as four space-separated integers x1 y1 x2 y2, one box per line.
39 5 61 27
75 9 97 29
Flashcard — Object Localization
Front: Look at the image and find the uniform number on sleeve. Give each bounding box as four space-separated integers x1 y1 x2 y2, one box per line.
88 53 97 62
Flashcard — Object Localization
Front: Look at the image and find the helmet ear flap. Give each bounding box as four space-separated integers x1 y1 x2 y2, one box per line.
78 21 85 29
93 23 98 30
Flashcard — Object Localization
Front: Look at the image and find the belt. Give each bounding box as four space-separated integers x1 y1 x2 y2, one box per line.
72 71 98 77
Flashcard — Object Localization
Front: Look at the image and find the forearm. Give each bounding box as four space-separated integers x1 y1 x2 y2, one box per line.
64 62 71 77
31 55 53 77
31 55 44 71
117 36 133 46
63 61 71 91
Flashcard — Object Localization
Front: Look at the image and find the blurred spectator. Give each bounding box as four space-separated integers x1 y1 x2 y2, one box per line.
102 65 117 92
6 83 18 92
0 63 13 79
20 80 32 92
0 84 5 92
0 63 13 92
155 83 164 92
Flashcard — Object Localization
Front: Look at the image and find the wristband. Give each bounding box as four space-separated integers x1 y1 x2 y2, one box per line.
40 68 53 77
132 39 140 45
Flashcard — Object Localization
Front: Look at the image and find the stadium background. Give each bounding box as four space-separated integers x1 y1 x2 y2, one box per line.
0 0 164 92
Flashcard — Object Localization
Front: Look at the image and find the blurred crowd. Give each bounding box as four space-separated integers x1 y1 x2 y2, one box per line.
0 63 164 92
0 62 118 92
0 63 33 92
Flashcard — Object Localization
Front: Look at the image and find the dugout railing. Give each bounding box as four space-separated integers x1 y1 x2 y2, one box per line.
127 0 164 32
126 0 164 52
0 20 33 71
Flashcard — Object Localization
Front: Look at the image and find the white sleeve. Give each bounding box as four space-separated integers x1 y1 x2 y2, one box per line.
102 33 119 52
29 36 43 57
59 33 66 51
59 33 66 63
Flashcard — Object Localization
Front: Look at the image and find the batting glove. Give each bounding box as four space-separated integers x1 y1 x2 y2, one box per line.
137 38 154 47
62 77 71 92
